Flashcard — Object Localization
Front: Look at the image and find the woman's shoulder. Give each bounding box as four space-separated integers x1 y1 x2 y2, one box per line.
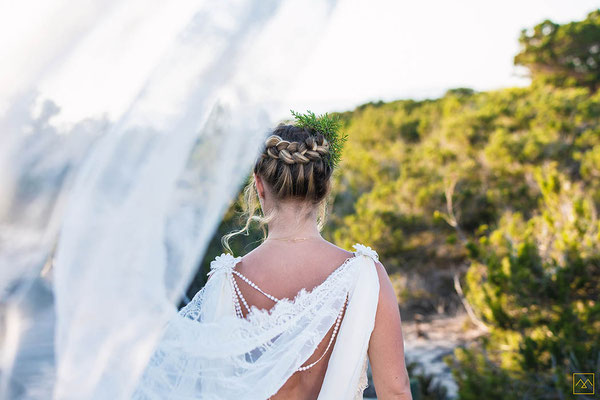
351 243 391 290
351 243 379 262
310 240 379 260
305 241 381 269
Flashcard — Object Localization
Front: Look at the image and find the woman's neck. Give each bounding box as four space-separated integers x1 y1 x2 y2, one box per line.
265 204 321 240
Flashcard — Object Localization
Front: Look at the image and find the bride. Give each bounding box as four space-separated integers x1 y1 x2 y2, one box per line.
133 113 412 400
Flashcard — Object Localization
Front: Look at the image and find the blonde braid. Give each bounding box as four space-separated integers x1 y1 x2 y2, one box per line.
263 135 329 164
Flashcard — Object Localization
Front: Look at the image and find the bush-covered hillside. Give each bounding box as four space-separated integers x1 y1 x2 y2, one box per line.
188 9 600 398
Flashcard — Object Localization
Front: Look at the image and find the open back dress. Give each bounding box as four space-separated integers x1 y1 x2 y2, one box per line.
132 244 381 400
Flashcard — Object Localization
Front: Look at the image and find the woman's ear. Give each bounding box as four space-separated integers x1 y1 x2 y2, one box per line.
253 173 265 199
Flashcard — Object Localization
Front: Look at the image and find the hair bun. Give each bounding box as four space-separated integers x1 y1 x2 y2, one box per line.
264 134 324 165
255 125 333 200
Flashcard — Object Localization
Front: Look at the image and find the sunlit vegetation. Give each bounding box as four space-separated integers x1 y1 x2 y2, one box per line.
190 9 600 399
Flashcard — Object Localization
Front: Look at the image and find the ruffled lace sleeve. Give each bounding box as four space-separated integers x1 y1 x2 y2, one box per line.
352 243 379 262
207 253 242 277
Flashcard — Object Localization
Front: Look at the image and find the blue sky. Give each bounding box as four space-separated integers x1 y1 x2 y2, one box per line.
288 0 599 114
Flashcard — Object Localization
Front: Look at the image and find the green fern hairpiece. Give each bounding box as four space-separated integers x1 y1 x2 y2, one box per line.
290 109 348 169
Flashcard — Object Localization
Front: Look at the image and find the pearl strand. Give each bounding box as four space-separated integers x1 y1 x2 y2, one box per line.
231 274 251 314
232 270 280 303
228 263 349 372
229 274 244 318
296 296 347 372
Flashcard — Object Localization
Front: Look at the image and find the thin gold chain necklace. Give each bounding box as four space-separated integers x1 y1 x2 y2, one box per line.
266 236 321 243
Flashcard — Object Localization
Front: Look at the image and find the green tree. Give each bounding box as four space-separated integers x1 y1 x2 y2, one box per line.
514 9 600 90
448 165 600 399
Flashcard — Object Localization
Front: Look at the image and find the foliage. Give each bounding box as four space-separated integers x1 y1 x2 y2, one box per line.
514 9 600 90
449 166 600 398
290 109 348 169
186 9 600 399
406 360 449 400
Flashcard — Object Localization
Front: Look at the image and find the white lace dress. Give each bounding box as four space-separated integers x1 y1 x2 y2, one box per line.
132 244 381 400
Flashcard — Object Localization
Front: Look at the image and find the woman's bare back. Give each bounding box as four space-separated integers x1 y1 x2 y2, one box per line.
233 239 354 400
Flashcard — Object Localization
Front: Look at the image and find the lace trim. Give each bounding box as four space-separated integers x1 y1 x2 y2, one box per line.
180 243 378 367
355 354 370 398
223 255 364 372
179 253 361 355
203 243 380 327
233 254 359 330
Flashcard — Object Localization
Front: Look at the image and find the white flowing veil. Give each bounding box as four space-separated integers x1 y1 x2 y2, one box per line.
0 1 340 399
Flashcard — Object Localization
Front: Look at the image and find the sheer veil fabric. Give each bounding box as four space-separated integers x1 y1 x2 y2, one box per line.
0 1 341 399
132 244 381 400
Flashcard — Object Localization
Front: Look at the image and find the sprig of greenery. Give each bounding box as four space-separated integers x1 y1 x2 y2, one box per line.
290 109 348 169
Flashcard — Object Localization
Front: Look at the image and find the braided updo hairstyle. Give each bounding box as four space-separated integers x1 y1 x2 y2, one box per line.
222 124 334 251
257 124 332 200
